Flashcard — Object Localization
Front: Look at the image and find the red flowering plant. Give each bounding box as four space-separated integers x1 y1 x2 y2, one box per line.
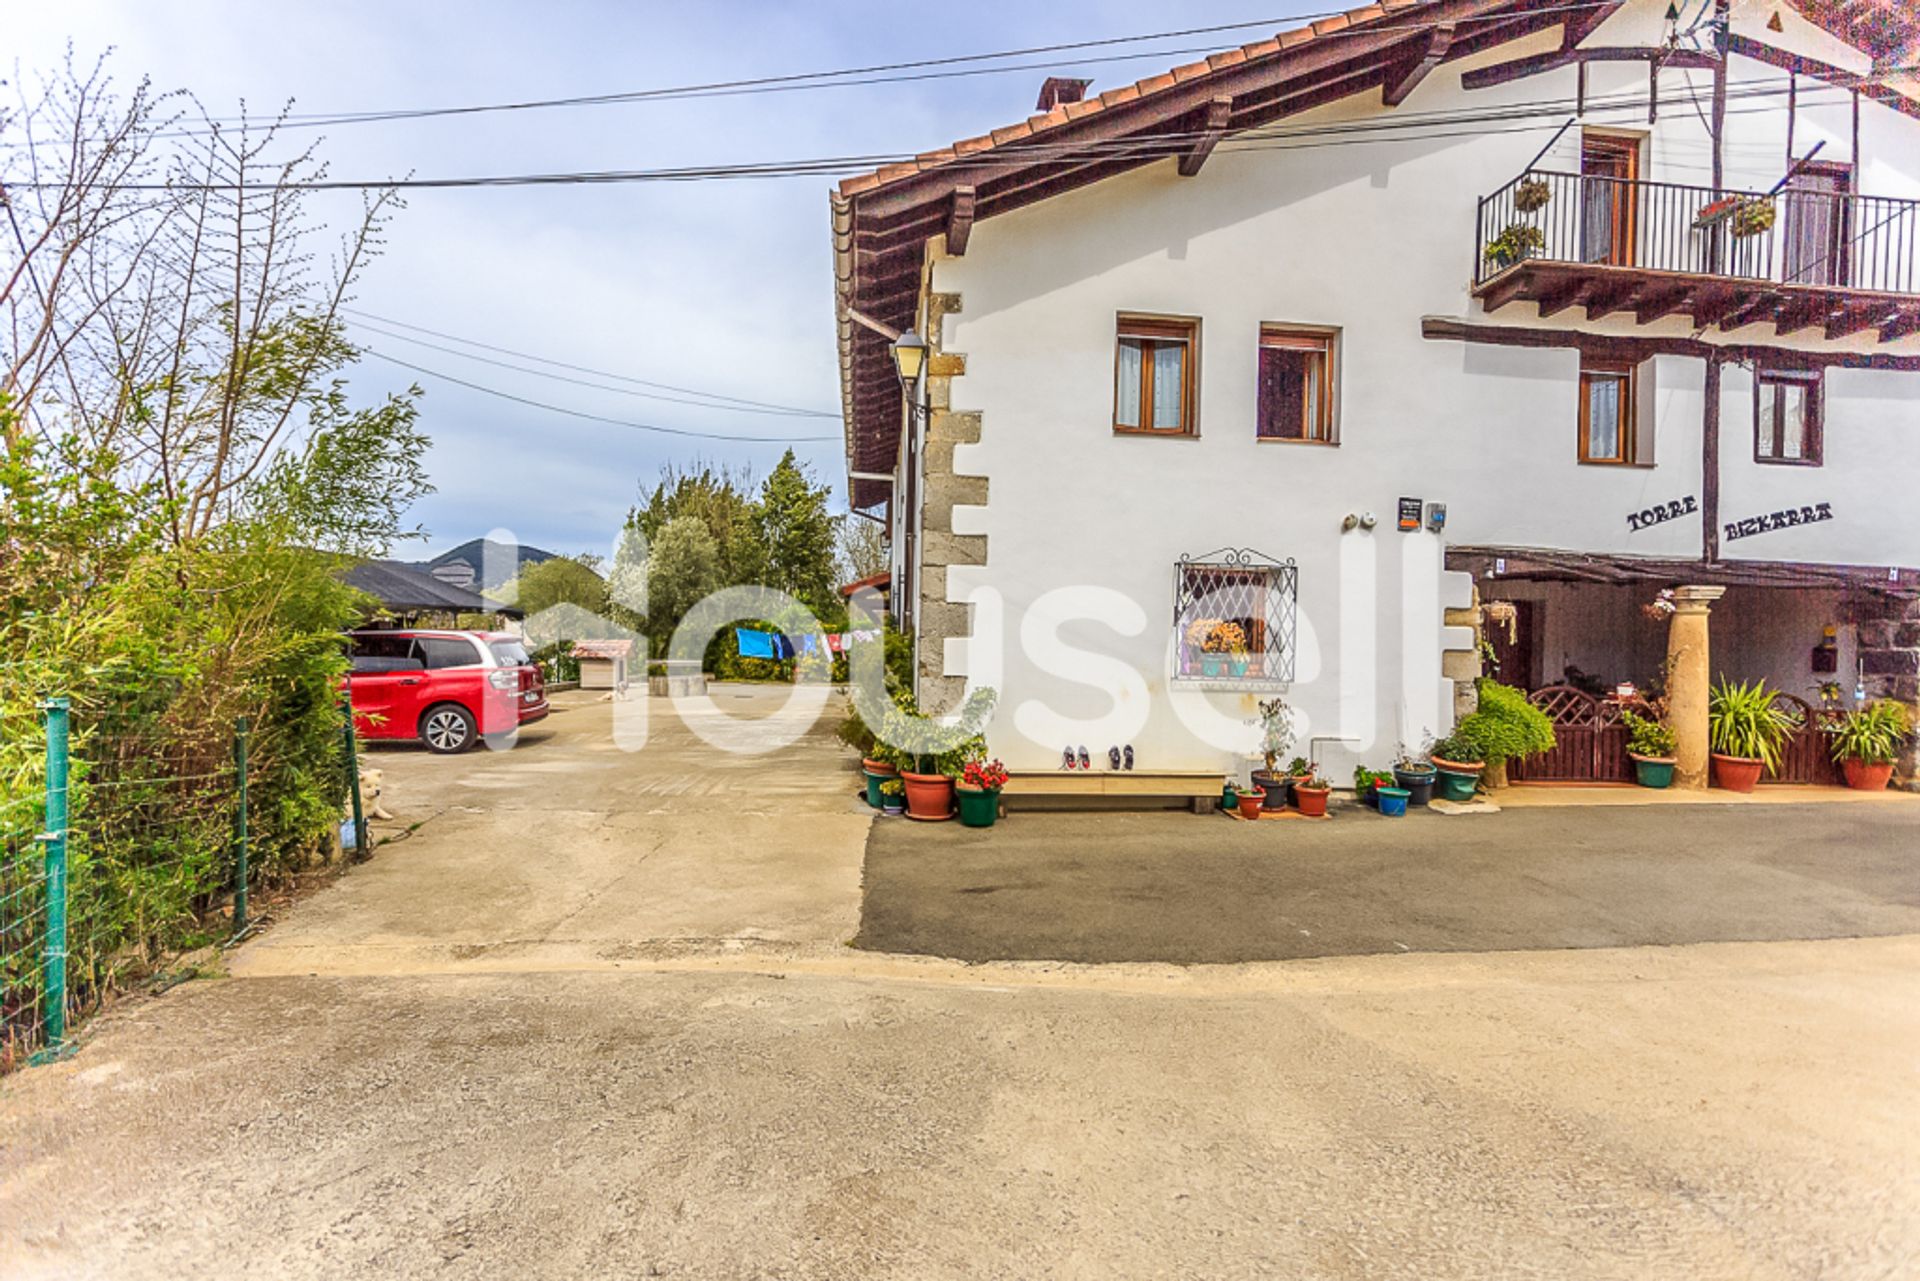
961 758 1010 792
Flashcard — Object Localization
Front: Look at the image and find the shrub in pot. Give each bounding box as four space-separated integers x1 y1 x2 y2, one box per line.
1429 731 1485 802
1392 740 1437 806
1708 678 1793 793
1237 789 1266 820
1445 680 1556 794
877 685 999 821
877 778 906 815
1621 709 1678 789
1353 766 1392 808
956 757 1010 828
1247 697 1296 810
1829 699 1911 791
1294 772 1333 818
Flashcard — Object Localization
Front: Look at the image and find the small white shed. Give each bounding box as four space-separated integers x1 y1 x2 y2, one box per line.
572 638 633 691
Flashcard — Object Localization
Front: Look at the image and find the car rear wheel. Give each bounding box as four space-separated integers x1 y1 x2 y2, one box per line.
419 703 478 754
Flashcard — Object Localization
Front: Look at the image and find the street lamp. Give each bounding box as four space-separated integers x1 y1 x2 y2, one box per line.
890 330 928 389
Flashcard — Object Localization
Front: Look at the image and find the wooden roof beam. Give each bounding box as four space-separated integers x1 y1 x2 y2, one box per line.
1177 98 1234 177
1383 23 1456 107
1462 44 1716 90
944 186 976 255
1634 285 1692 323
1882 308 1920 344
1584 278 1642 319
1535 275 1592 318
1827 304 1887 341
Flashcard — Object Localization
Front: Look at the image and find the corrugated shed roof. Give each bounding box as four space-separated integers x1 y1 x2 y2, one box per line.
341 560 522 618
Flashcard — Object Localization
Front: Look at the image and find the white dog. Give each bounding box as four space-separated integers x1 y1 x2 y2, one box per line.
356 767 394 821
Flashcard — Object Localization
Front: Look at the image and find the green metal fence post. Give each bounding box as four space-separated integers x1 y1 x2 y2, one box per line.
340 697 369 862
232 717 249 934
38 696 71 1057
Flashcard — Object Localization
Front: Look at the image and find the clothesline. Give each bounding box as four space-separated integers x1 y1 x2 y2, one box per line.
734 627 881 660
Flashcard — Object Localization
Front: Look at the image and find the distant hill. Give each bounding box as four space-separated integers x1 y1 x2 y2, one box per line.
412 538 559 592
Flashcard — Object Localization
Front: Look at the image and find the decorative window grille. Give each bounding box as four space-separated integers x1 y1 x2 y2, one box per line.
1172 549 1297 687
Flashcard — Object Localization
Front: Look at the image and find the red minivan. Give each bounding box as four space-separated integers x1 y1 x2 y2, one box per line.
346 630 549 753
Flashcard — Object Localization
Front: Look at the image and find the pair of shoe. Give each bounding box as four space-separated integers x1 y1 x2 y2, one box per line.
1062 745 1136 770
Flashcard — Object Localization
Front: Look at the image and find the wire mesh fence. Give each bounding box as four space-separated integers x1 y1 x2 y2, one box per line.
1 698 365 1071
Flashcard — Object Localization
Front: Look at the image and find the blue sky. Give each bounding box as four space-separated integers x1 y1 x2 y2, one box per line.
14 1 1329 559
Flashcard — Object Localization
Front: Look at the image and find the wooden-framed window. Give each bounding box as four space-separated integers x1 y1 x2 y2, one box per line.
1754 369 1822 465
1172 552 1298 687
1578 357 1636 464
1256 326 1337 443
1115 316 1197 435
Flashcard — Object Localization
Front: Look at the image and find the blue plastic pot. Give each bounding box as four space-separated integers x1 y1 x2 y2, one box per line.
1376 786 1411 817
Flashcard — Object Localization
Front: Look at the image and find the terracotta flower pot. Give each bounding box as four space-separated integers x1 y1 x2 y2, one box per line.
1236 793 1265 820
1842 758 1894 792
1711 753 1765 793
861 758 898 778
901 771 956 820
1294 785 1331 818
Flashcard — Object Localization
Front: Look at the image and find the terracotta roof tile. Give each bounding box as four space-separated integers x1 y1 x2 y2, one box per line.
834 0 1451 200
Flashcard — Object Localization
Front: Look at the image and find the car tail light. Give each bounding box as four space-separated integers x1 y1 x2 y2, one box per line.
488 669 518 691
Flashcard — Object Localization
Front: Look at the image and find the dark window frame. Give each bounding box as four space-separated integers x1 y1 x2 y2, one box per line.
1255 325 1339 445
1753 368 1824 466
1578 357 1637 465
1114 315 1199 436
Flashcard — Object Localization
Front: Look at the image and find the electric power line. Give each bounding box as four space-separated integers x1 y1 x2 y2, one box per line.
358 348 841 444
173 2 1623 133
341 310 836 417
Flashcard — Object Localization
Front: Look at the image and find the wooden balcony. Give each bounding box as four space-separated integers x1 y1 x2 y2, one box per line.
1472 171 1920 344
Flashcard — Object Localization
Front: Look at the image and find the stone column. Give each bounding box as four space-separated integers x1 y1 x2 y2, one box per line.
1665 586 1725 791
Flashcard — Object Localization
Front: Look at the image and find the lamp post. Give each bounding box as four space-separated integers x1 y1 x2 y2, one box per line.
891 330 929 635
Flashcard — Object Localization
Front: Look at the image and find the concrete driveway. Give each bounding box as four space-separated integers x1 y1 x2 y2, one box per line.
5 687 1920 1280
855 799 1920 963
235 686 873 977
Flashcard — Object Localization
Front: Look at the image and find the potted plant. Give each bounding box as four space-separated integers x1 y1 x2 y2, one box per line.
1236 787 1265 820
1830 699 1911 791
1447 680 1556 791
1353 765 1391 808
861 755 899 808
1708 678 1793 793
877 777 906 815
957 757 1010 827
1283 755 1311 807
1484 222 1546 269
1621 709 1678 789
1392 738 1437 806
1513 175 1553 214
879 685 999 821
1429 730 1486 802
1293 771 1333 818
1205 621 1246 678
1731 196 1776 238
1375 785 1411 817
1247 697 1296 811
1186 618 1225 677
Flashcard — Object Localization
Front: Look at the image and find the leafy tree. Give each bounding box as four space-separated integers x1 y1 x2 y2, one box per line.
645 515 722 644
503 556 607 618
630 461 765 587
756 450 840 614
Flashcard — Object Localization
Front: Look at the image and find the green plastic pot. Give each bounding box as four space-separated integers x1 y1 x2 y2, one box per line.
956 786 1000 828
1434 767 1480 802
863 771 889 807
1631 755 1676 789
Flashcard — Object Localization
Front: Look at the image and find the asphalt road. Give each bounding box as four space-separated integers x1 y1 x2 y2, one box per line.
4 689 1918 1280
855 801 1920 963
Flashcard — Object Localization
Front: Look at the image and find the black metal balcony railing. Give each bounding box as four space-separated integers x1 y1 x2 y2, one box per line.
1474 170 1920 296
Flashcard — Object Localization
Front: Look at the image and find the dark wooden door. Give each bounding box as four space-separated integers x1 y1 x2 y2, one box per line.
1784 163 1852 286
1765 694 1845 785
1581 134 1640 266
1485 600 1539 693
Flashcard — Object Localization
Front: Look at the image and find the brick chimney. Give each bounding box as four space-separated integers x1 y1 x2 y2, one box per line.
1035 77 1092 112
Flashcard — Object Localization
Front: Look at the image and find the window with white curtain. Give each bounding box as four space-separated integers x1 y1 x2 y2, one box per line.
1115 316 1196 435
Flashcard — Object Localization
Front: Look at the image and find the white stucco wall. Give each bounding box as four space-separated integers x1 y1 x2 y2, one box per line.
914 0 1920 776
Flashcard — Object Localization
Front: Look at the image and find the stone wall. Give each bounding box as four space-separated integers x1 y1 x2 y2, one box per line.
914 289 988 715
1853 594 1920 788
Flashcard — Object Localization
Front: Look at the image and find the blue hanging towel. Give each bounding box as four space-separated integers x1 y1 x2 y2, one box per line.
736 628 777 659
772 635 796 660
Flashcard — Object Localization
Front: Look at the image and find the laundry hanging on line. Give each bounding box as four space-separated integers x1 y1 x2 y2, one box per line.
733 628 877 658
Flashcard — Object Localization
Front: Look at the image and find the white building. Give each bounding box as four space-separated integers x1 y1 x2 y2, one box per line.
832 0 1920 788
